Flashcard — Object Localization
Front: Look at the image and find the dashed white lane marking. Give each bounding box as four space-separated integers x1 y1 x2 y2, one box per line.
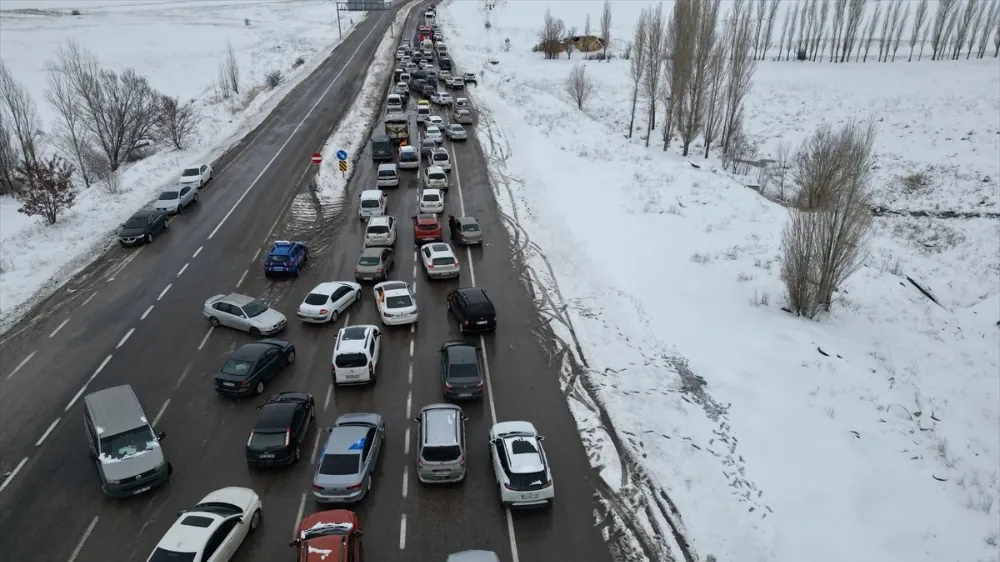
412 263 417 278
81 292 98 307
404 427 410 455
405 391 411 418
177 263 189 277
236 269 249 288
65 354 113 412
409 340 414 357
192 246 203 258
412 250 418 261
293 493 307 538
324 383 333 410
252 248 261 262
141 305 154 320
401 466 408 498
343 312 351 326
158 284 172 301
310 431 323 464
407 364 413 384
0 457 28 493
198 327 214 351
67 515 99 562
410 323 414 334
174 363 192 390
208 14 389 241
153 399 171 426
398 514 407 550
35 418 60 446
7 350 36 380
49 319 70 338
116 328 135 349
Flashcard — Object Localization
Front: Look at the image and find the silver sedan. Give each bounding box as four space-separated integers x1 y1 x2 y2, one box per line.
444 124 467 141
203 293 287 337
312 413 385 504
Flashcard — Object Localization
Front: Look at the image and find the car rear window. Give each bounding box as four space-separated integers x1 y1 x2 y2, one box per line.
335 353 368 368
429 172 446 181
358 256 381 266
432 257 454 266
386 295 413 308
221 359 253 376
367 226 389 235
148 548 197 562
418 107 430 114
378 170 396 178
400 152 417 161
249 431 286 449
422 445 461 462
304 293 328 305
461 223 480 232
319 453 361 475
417 224 438 231
422 193 440 202
361 199 381 208
433 153 448 161
268 255 289 262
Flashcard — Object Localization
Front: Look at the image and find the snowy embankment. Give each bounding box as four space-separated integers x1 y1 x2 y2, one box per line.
0 0 371 333
440 1 999 562
315 1 417 203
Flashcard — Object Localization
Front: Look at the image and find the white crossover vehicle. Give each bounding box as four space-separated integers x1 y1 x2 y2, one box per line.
424 125 443 144
296 281 362 323
398 145 420 170
419 189 445 214
422 166 449 190
425 115 445 129
436 92 453 106
430 148 451 172
179 164 212 187
331 325 381 385
373 281 418 326
154 185 199 214
365 216 397 247
489 422 554 509
145 487 262 562
419 242 460 279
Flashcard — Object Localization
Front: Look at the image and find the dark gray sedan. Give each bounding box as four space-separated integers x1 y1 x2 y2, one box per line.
440 340 484 400
355 247 394 283
312 413 385 504
449 216 483 245
214 339 295 396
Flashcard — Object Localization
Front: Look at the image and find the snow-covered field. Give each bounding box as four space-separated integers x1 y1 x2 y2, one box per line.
0 0 374 331
440 1 1000 561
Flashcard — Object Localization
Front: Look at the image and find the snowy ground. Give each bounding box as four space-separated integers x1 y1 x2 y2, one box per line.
0 0 373 331
440 1 1000 561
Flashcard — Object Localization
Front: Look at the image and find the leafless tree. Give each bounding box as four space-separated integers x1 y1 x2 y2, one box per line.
908 0 930 60
701 42 728 158
828 0 848 61
994 11 1000 55
722 113 758 174
101 166 123 195
796 0 814 58
0 113 19 195
663 0 696 150
781 117 877 318
14 155 76 225
155 95 199 150
565 26 578 59
722 0 757 152
953 0 981 58
679 0 721 157
919 18 933 59
642 4 666 146
785 2 800 61
767 140 792 200
879 1 899 62
751 0 768 59
600 0 613 60
627 9 650 138
890 3 910 60
861 4 883 62
931 0 960 59
976 0 998 57
538 9 566 59
224 42 240 94
810 0 831 60
564 63 594 110
584 13 592 38
0 60 42 168
45 61 95 188
777 3 793 60
965 0 987 57
839 0 866 62
760 0 781 59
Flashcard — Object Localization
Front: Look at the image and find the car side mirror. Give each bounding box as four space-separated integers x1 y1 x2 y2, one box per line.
356 530 364 536
157 432 167 441
288 538 300 546
411 417 419 423
177 510 186 517
462 416 469 421
323 427 332 433
538 436 545 441
256 404 264 410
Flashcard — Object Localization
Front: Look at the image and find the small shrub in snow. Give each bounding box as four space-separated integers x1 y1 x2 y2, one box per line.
70 9 81 16
985 532 999 547
900 171 930 193
222 42 240 95
690 252 711 264
737 272 754 282
749 290 770 307
293 56 305 69
155 95 198 150
244 17 250 27
564 63 594 110
14 155 76 225
264 69 284 89
101 168 124 195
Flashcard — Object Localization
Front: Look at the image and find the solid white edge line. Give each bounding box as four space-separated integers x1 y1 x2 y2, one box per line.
81 292 98 307
141 305 154 320
198 326 214 351
401 465 408 498
236 269 249 288
399 513 407 550
404 426 410 455
452 115 520 562
116 328 135 349
158 284 172 301
208 13 390 241
193 246 203 258
177 263 189 277
6 350 37 379
310 431 323 464
293 493 307 538
153 398 171 427
67 515 99 562
324 383 333 410
35 418 60 447
252 248 261 262
0 457 28 493
49 318 70 338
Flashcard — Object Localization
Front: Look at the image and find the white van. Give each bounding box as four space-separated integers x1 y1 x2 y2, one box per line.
359 189 387 220
421 39 433 51
386 94 403 113
377 163 399 187
331 325 381 386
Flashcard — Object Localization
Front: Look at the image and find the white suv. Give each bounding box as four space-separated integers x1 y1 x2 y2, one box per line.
364 216 397 247
489 421 554 509
430 148 451 172
422 166 448 190
331 325 382 386
420 242 460 279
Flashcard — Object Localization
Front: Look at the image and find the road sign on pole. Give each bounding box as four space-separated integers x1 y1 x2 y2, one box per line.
338 160 348 177
311 152 322 165
336 150 348 160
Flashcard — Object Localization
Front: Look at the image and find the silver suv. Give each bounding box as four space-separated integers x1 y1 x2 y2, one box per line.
412 403 467 483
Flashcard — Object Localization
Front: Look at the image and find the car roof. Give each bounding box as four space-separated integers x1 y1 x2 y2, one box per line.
254 401 298 431
445 342 477 363
360 189 383 198
368 216 392 226
338 325 373 342
360 247 386 258
223 293 255 306
131 209 156 218
426 243 453 255
456 287 490 303
268 241 298 255
400 145 417 153
377 163 397 171
431 148 448 155
427 166 445 173
416 213 439 223
421 404 462 445
457 216 478 225
502 434 546 473
310 282 344 295
449 123 464 129
326 423 370 453
422 188 442 196
230 342 277 361
83 385 144 437
158 512 222 552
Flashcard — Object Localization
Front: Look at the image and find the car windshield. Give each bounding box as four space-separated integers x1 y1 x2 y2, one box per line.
99 426 157 460
249 431 286 449
158 191 179 200
124 216 147 228
461 223 480 232
335 353 368 368
221 359 253 376
242 300 269 318
386 295 413 308
181 168 199 177
423 194 440 202
358 256 381 266
367 226 389 235
422 445 461 462
361 199 381 208
318 453 361 475
304 293 329 305
148 548 196 562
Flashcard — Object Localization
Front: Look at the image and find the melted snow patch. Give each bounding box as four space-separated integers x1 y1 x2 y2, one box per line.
301 521 352 539
308 546 334 560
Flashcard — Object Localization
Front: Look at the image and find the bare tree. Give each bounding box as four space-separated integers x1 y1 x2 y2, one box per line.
919 18 933 59
701 42 728 158
976 0 998 57
584 13 592 38
828 0 848 61
565 26 578 59
45 61 95 188
642 4 666 146
785 2 801 60
679 0 721 156
760 0 782 59
14 155 76 225
752 0 768 59
931 0 960 59
538 9 566 59
798 0 816 58
627 9 650 138
953 0 981 58
839 0 866 62
777 3 793 60
811 0 831 60
890 3 910 60
101 167 124 195
155 95 199 150
600 0 613 60
0 60 42 168
564 63 595 110
722 0 757 152
862 4 883 62
965 0 986 57
908 0 930 60
663 0 696 150
768 140 792 200
0 113 19 195
880 0 900 62
994 10 1000 55
224 42 240 94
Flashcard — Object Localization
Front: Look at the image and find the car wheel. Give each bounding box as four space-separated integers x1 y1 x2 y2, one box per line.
177 203 183 213
355 289 362 303
287 349 296 364
254 380 265 395
209 316 220 327
330 309 339 323
193 192 199 202
163 220 169 230
146 233 154 244
249 509 261 531
249 327 261 337
294 446 301 463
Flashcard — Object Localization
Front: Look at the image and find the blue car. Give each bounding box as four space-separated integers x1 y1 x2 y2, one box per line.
264 240 308 276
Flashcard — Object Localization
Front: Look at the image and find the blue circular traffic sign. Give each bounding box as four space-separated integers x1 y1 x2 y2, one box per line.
336 149 348 161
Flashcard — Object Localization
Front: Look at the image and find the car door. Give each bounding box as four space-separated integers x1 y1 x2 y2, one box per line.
330 286 352 312
368 336 378 371
200 164 209 181
387 217 396 243
179 186 192 206
204 517 241 562
262 349 281 380
440 348 449 387
212 303 233 327
291 404 307 444
421 246 432 269
361 428 376 481
229 305 250 331
382 249 394 271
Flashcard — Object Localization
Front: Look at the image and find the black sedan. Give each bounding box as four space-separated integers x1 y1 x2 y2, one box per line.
440 340 484 400
214 339 296 397
118 209 169 246
246 392 315 467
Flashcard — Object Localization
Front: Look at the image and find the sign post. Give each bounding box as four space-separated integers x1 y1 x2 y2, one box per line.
311 152 323 165
336 149 348 178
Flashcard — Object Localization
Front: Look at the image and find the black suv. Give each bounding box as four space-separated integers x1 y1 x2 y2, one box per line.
440 341 484 400
447 288 497 333
246 392 315 467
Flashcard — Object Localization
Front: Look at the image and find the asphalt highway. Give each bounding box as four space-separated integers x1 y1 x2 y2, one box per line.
0 4 616 561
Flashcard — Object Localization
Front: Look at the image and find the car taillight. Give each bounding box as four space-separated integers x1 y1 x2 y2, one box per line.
475 381 484 389
444 383 454 390
241 380 250 386
542 478 552 487
247 432 254 447
312 484 323 491
383 311 390 318
503 483 513 490
331 364 336 374
463 320 469 326
459 456 465 467
346 482 363 490
453 258 459 266
376 267 383 273
428 263 434 269
285 429 291 448
417 458 423 467
319 309 328 315
354 267 359 273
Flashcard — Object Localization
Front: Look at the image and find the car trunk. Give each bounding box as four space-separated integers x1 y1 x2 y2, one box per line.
419 445 463 479
247 430 290 462
314 453 364 495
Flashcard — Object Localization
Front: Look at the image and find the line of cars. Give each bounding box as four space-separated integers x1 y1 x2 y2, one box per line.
118 164 213 246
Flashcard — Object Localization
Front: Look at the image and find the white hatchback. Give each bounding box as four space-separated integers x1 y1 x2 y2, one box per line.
373 281 419 326
425 125 443 144
377 163 399 187
331 325 381 385
145 487 262 562
419 189 445 214
296 281 362 323
365 216 397 247
419 242 460 279
430 148 451 172
422 166 448 190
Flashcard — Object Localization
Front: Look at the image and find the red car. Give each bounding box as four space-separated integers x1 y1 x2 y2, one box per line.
413 213 443 243
290 509 362 562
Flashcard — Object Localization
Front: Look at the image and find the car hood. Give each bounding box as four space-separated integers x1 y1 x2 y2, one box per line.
248 308 285 328
100 447 164 481
178 177 199 184
120 226 148 237
200 487 256 512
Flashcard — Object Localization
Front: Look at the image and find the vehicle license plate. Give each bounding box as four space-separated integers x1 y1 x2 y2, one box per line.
458 393 472 398
523 492 539 500
346 374 361 380
224 382 235 387
259 453 275 459
132 486 151 495
477 320 488 325
362 276 373 280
